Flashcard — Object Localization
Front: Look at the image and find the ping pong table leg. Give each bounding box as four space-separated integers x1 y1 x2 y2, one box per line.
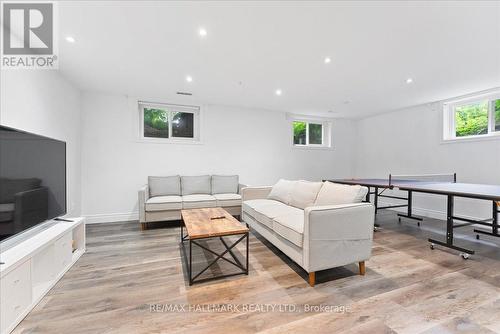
446 195 454 245
407 191 419 226
428 194 474 257
474 201 500 238
408 191 413 220
364 186 380 230
397 190 423 224
493 201 498 236
374 186 378 214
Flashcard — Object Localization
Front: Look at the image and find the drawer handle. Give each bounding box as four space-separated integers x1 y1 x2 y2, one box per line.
14 305 21 310
14 279 20 284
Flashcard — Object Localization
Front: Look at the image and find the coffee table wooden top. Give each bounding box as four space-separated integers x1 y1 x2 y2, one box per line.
181 207 249 239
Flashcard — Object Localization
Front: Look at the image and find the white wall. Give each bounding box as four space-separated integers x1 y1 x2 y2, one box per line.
3 72 496 223
3 72 497 223
355 102 500 220
80 92 356 222
0 70 82 216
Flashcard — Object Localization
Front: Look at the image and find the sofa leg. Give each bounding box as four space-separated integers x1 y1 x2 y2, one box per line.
308 272 315 287
141 222 147 231
359 261 366 276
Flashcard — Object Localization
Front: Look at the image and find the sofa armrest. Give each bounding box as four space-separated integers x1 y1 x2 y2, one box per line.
305 203 375 240
241 186 272 201
303 202 375 272
238 183 248 195
14 187 49 231
138 185 149 223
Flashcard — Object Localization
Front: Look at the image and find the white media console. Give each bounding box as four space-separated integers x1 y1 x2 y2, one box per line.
0 218 86 334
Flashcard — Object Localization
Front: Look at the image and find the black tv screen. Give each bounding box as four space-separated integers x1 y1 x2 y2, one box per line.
0 125 66 241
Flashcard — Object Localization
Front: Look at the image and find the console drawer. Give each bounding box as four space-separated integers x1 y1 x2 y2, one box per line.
0 260 32 334
0 259 31 303
54 232 73 272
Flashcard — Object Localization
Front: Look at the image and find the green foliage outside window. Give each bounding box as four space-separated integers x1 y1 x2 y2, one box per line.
144 108 169 138
495 100 500 131
293 121 323 145
455 101 488 137
144 108 168 130
293 121 306 145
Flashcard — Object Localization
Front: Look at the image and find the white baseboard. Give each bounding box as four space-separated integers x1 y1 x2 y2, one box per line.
84 212 139 224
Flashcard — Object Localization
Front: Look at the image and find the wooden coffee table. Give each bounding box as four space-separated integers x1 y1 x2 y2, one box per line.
180 207 249 285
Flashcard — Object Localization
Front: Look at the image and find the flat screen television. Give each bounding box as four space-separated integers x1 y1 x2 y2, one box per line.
0 125 66 242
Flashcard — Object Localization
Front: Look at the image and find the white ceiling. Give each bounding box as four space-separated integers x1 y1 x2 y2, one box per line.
58 1 500 118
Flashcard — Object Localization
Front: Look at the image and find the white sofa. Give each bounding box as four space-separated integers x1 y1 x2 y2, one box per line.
241 180 375 286
138 175 244 230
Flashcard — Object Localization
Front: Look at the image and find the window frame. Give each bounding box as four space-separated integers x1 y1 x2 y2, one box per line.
443 91 500 142
290 116 332 149
139 102 200 143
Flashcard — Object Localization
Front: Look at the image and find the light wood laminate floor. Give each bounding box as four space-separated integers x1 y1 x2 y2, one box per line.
12 212 500 334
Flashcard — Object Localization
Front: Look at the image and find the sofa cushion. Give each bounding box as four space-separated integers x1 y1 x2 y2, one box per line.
315 182 368 206
289 181 323 209
267 179 295 204
181 175 211 195
182 194 217 209
213 193 241 207
242 199 278 219
0 178 41 204
148 176 181 197
242 199 289 229
273 213 304 247
212 175 239 194
145 196 182 211
0 203 14 222
244 199 302 229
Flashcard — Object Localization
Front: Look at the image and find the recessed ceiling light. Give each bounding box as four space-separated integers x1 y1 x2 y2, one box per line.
275 89 282 96
198 28 207 37
186 75 193 82
324 57 331 64
406 78 413 84
65 36 75 43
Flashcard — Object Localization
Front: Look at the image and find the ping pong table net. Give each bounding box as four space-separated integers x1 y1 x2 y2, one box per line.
388 173 456 188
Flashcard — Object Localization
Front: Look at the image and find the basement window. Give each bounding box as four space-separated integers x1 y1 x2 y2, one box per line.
139 102 200 142
292 118 332 148
495 99 500 132
443 92 500 141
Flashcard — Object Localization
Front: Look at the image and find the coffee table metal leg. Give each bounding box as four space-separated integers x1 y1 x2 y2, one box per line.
187 234 248 284
180 220 189 242
189 239 193 285
246 232 249 275
179 224 193 285
220 236 244 268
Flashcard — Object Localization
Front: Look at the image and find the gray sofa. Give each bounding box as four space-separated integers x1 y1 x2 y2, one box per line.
242 179 375 286
0 177 48 237
138 175 244 230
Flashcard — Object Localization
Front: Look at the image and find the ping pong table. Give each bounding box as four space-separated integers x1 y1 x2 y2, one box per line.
328 174 500 258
